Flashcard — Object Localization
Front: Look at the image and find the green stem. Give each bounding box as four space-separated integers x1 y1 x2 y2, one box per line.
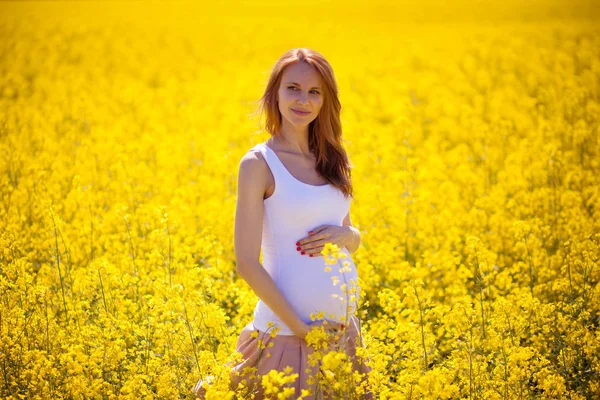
50 211 68 322
413 285 428 371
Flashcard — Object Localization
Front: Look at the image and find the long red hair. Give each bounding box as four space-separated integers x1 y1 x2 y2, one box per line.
256 48 353 199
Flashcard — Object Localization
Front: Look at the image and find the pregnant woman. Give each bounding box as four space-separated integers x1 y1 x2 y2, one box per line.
194 48 371 399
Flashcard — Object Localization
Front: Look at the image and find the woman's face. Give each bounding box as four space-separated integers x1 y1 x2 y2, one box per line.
277 61 324 128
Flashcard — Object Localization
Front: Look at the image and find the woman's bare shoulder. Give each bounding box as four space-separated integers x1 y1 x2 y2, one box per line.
238 148 269 187
239 147 266 170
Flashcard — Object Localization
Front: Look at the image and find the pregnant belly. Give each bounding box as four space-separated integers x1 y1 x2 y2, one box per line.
277 247 360 323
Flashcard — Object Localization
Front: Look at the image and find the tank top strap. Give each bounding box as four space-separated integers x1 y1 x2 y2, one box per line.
250 142 290 186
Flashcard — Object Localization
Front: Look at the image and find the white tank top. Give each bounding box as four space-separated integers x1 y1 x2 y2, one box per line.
248 142 360 335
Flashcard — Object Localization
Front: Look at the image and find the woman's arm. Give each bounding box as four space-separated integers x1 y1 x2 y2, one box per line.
234 150 310 339
342 211 361 254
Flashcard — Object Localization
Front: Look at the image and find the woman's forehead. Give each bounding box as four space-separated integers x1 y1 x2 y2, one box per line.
282 62 322 86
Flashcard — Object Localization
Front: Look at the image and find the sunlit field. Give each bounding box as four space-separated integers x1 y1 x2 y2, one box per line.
1 0 599 398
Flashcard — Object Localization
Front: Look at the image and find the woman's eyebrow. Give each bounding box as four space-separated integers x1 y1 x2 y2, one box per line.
285 81 321 89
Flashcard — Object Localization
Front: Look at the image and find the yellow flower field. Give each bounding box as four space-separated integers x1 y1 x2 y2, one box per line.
1 0 599 398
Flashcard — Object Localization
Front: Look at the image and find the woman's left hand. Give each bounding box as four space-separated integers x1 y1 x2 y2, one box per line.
295 225 352 257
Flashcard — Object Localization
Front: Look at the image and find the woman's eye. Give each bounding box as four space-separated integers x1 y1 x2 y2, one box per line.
287 86 319 95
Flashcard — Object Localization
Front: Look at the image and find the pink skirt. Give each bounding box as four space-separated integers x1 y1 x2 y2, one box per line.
192 315 372 399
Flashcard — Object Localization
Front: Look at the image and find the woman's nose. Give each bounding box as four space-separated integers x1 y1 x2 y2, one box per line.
298 92 309 104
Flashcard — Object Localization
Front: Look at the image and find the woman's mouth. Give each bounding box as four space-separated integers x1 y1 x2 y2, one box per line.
292 109 310 116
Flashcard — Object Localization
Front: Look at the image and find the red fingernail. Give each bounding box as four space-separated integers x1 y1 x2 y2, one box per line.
296 246 301 251
301 251 305 255
309 254 313 257
296 241 300 245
